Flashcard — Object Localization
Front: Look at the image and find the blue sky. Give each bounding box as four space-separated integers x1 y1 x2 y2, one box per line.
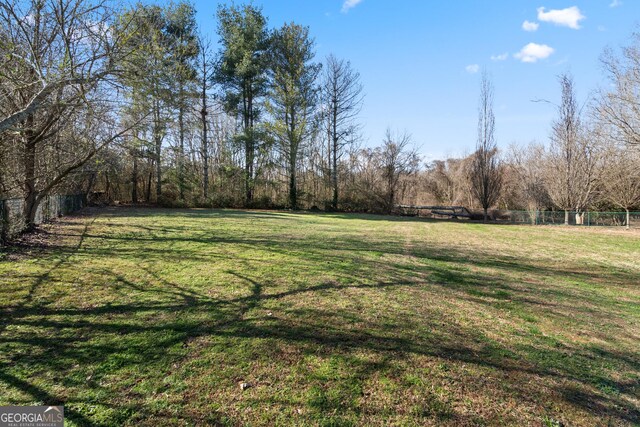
191 0 640 160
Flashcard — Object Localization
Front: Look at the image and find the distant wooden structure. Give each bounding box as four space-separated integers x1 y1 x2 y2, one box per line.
396 205 473 219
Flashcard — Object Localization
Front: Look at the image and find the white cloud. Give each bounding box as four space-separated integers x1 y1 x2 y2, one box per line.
537 6 585 29
610 0 622 7
341 0 363 13
465 64 480 74
490 53 508 61
514 43 554 63
522 20 539 31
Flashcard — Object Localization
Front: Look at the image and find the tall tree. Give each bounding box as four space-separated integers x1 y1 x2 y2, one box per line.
214 4 270 205
471 73 502 222
544 74 599 225
166 3 199 200
197 35 215 199
116 3 177 200
119 93 154 204
321 55 364 210
268 22 322 210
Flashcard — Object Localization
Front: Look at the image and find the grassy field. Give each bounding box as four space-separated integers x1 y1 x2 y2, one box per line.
0 207 638 426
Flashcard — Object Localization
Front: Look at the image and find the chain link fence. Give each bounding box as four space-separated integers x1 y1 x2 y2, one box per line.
0 194 85 244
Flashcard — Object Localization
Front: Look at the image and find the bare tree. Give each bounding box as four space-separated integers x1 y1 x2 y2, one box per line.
0 1 123 134
508 143 551 224
598 32 640 146
0 0 132 229
508 143 551 223
601 145 640 229
471 73 502 221
424 157 473 206
424 160 457 205
378 129 420 213
321 54 364 210
544 74 600 225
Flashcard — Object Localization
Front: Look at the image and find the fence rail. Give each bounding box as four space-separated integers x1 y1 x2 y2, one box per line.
500 210 639 227
0 194 85 244
397 205 639 227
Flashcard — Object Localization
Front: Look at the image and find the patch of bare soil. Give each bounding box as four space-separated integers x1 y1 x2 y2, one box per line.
1 208 97 261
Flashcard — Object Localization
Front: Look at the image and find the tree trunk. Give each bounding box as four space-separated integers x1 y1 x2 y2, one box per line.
289 155 297 210
23 192 39 232
178 102 185 200
564 209 569 225
289 171 297 210
84 172 96 205
245 139 253 206
483 207 488 223
154 102 162 200
244 90 254 206
201 85 209 200
22 125 38 231
332 105 338 210
155 133 162 200
327 117 332 206
332 137 338 210
132 154 138 204
626 208 630 230
20 8 41 232
146 161 153 203
0 200 9 244
202 143 209 200
105 174 111 201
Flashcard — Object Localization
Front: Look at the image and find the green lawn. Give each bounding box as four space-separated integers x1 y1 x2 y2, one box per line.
0 207 639 426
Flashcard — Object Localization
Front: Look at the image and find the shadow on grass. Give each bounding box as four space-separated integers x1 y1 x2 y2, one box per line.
2 278 638 424
0 207 638 425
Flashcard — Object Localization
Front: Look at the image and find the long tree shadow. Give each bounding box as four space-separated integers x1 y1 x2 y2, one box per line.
0 369 96 426
0 207 638 425
1 273 638 423
0 218 94 333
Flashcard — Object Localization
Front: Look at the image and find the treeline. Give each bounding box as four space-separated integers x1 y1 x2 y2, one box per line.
420 70 640 227
1 0 639 233
104 2 419 214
